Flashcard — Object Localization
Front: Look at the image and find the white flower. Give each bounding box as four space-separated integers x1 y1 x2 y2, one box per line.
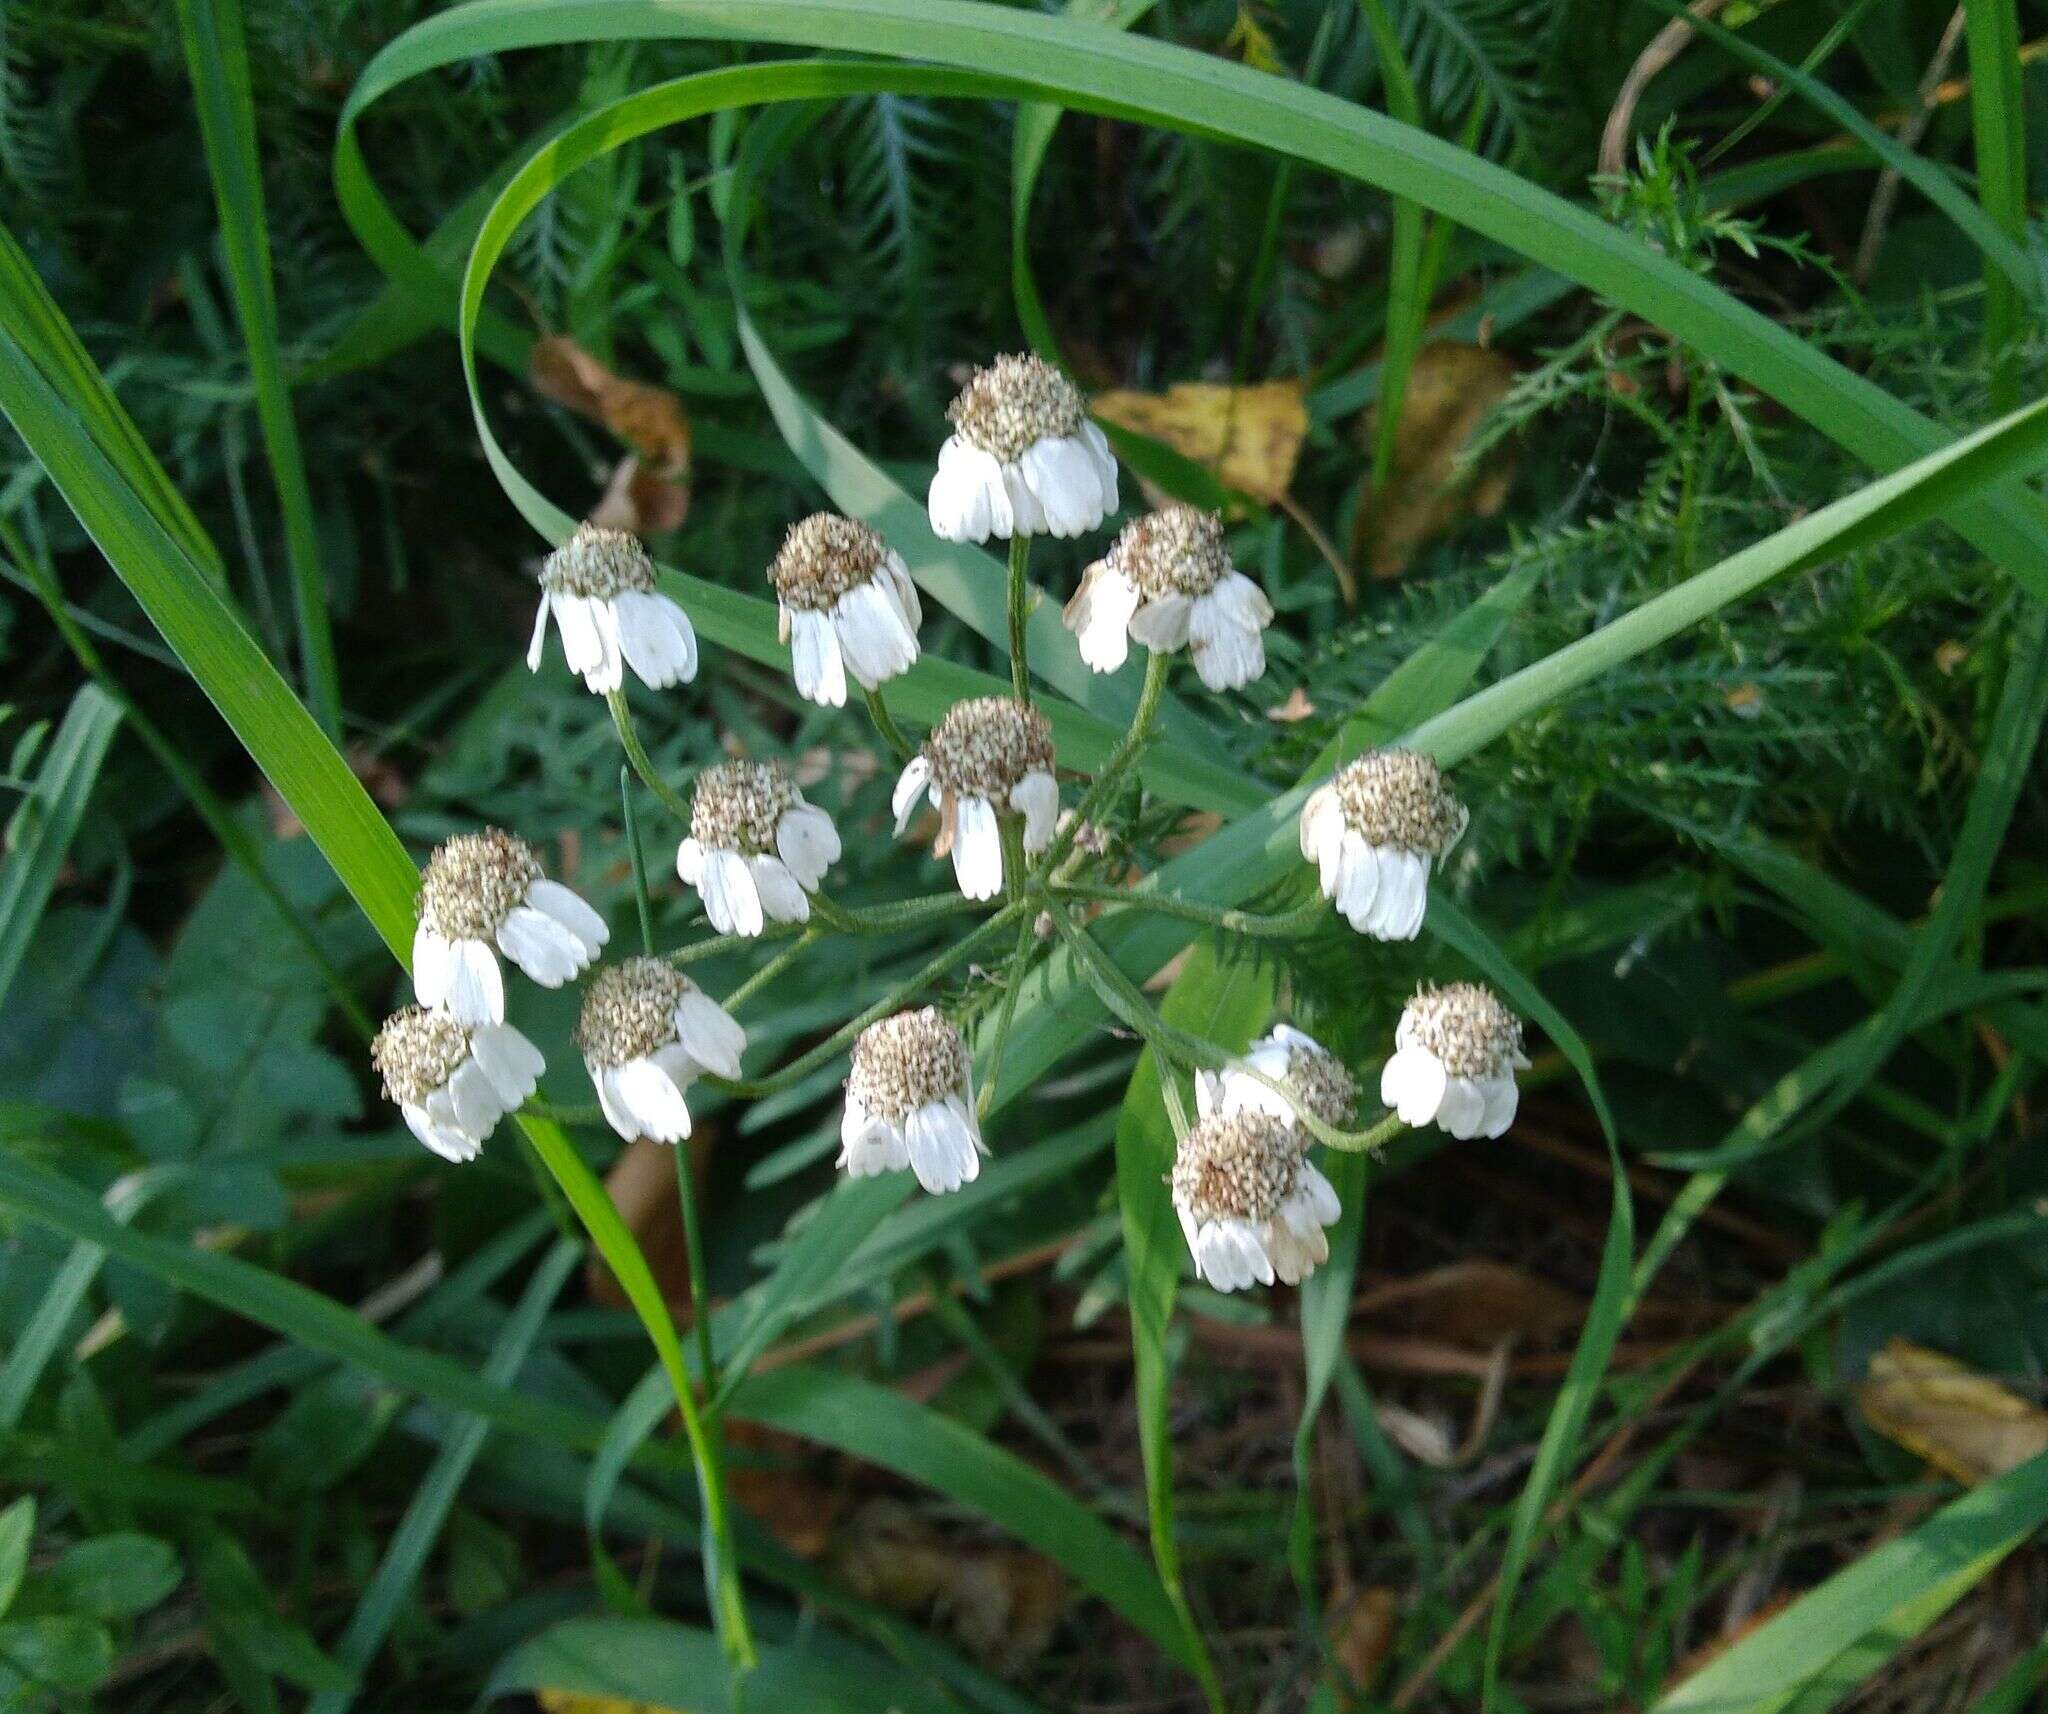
576 957 746 1145
1064 504 1273 691
413 829 609 1027
769 512 921 708
527 522 698 694
372 1005 542 1164
892 696 1058 901
1381 982 1529 1140
675 758 842 937
927 353 1118 541
1300 749 1468 941
1197 1023 1359 1132
837 1006 986 1194
1170 1110 1343 1291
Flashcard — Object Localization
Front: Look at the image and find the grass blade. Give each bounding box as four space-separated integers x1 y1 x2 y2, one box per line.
1965 0 2030 410
174 0 342 733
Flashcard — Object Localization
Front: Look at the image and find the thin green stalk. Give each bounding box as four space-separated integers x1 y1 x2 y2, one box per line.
606 689 693 825
674 1140 719 1397
1046 647 1171 872
1052 882 1327 938
977 908 1038 1121
620 765 656 955
1006 533 1032 704
861 682 915 760
721 929 818 1011
1965 0 2028 412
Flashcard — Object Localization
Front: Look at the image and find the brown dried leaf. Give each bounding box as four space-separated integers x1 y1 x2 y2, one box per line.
1855 1337 2048 1485
1325 1586 1398 1700
587 1133 716 1316
531 335 693 498
588 455 689 536
724 1420 847 1561
1091 379 1307 503
1352 343 1518 580
1267 686 1317 723
536 1693 684 1714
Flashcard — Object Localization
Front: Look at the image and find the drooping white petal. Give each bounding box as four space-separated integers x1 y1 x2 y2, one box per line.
790 607 848 708
527 878 609 954
470 1023 545 1107
1363 850 1429 941
838 1106 912 1178
444 938 506 1028
879 551 922 631
1435 1077 1488 1140
412 925 453 1011
1188 585 1268 691
950 794 1004 901
928 437 1011 542
1063 563 1140 674
552 594 605 681
1127 593 1193 653
999 459 1047 537
673 985 746 1081
1334 835 1382 930
775 802 841 891
1381 1046 1448 1127
1297 1160 1343 1225
1020 435 1110 537
496 906 589 987
749 854 810 925
526 594 553 673
1300 783 1342 864
1009 770 1059 854
612 1054 693 1143
592 1064 639 1142
1081 420 1120 511
834 578 919 690
615 590 698 689
1478 1074 1521 1139
445 1059 506 1138
403 1101 480 1164
891 755 933 836
698 848 764 938
676 837 705 886
905 1101 980 1194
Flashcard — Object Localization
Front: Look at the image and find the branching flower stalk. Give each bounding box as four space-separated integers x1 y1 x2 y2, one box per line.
369 351 1533 1682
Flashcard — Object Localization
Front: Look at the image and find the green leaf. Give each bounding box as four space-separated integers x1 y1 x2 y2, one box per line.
0 1496 32 1619
1964 0 2030 409
1649 1451 2048 1714
174 0 341 734
43 1534 181 1620
0 1615 114 1692
0 683 120 1012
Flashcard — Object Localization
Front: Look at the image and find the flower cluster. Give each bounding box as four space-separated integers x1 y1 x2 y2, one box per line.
372 351 1531 1320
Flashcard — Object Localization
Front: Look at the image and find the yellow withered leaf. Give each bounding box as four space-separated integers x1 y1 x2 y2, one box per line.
1090 379 1307 504
536 1691 686 1714
1353 342 1518 580
1855 1337 2048 1485
530 336 694 484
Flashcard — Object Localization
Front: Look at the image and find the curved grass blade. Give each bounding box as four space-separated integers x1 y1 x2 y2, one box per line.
1965 0 2030 410
174 0 342 734
333 0 2048 602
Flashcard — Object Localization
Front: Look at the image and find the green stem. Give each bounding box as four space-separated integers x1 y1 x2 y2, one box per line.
1052 882 1327 939
977 908 1038 1121
674 1140 719 1397
721 929 818 1011
861 683 914 761
606 689 693 825
620 765 656 955
1006 533 1033 705
1044 647 1171 873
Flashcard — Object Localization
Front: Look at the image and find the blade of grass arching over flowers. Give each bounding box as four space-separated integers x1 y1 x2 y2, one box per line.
1112 944 1274 1708
1965 0 2030 410
1649 1450 2048 1714
0 683 119 1010
335 1 2048 604
307 1238 581 1714
174 0 342 735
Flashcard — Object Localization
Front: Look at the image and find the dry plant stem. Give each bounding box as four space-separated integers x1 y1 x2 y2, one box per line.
1276 489 1359 606
1007 533 1033 705
1854 3 1969 282
1598 0 1732 179
605 688 692 824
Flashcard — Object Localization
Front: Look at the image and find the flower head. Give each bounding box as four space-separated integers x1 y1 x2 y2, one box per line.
1299 749 1468 941
413 829 608 1026
928 354 1119 541
576 956 746 1144
1198 1023 1359 1131
1064 504 1273 690
1381 982 1528 1140
838 1007 985 1194
676 758 842 937
528 522 698 694
891 696 1058 900
769 513 922 707
1170 1110 1342 1291
372 1004 542 1163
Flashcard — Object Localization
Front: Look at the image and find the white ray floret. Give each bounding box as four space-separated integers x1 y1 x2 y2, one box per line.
837 1006 986 1195
372 1004 543 1164
1064 503 1273 691
927 353 1119 542
527 522 698 695
768 512 921 708
576 957 747 1145
1299 748 1468 941
892 696 1058 901
1197 1023 1360 1133
1170 1110 1343 1292
1381 982 1529 1141
675 758 842 937
412 828 608 1027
